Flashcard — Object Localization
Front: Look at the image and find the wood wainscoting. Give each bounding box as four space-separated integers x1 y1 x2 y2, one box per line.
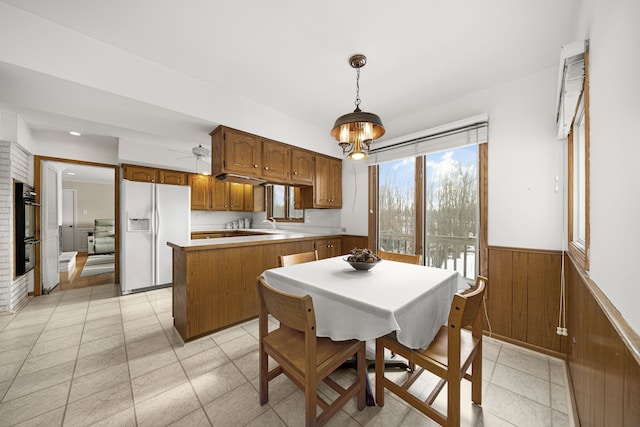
566 254 640 426
487 246 567 355
487 245 640 425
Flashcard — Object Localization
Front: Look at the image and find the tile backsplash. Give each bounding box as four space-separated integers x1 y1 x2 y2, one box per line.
190 209 343 235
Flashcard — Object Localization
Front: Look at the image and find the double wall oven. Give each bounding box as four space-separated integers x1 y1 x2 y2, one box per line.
15 181 39 276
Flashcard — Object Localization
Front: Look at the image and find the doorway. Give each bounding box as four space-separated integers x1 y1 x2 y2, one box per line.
34 156 119 296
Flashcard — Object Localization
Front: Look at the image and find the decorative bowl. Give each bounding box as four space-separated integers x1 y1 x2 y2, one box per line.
344 258 382 271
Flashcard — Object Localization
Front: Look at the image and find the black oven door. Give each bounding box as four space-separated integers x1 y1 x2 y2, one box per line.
17 239 38 276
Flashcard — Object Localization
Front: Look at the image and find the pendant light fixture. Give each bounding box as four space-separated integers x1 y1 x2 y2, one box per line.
330 54 385 160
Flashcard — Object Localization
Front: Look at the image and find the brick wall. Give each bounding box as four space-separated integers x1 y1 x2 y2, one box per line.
0 141 32 312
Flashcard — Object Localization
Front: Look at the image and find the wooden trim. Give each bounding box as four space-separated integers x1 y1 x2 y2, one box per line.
485 331 566 360
33 156 119 296
489 245 563 256
368 165 378 251
479 143 488 277
567 51 590 272
415 157 424 258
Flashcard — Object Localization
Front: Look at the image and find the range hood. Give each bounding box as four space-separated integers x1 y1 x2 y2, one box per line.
215 173 267 186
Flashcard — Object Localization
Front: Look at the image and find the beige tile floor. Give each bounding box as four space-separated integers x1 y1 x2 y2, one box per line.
0 284 574 426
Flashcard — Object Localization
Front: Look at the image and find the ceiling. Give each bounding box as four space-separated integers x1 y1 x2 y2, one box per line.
0 1 579 152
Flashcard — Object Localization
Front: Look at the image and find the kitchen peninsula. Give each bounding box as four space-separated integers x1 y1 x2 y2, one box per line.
168 231 367 341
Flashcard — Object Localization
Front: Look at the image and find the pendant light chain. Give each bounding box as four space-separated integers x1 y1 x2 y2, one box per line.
354 68 361 110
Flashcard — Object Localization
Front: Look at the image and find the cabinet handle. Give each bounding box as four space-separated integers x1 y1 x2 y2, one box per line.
253 164 258 168
293 171 298 175
264 166 269 170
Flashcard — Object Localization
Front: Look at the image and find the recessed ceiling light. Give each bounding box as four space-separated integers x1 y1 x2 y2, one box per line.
69 131 81 136
66 172 76 175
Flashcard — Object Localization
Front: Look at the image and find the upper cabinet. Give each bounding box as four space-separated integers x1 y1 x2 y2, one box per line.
123 164 187 185
158 169 187 185
210 125 342 209
290 147 314 185
188 174 212 210
189 174 261 212
261 139 290 182
211 127 261 177
299 155 342 208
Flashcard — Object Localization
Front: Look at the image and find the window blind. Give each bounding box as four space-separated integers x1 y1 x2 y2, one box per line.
366 115 488 165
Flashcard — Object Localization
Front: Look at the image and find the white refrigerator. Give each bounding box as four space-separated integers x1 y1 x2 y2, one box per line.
120 180 190 294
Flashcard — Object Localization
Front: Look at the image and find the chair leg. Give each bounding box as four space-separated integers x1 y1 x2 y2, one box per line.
448 374 461 427
357 344 366 410
305 377 317 427
259 346 269 405
471 353 482 405
375 338 385 407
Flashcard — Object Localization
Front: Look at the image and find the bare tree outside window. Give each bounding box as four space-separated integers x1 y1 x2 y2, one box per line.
377 145 478 279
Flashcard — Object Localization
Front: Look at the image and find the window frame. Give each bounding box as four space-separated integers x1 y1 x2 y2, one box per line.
567 52 590 270
266 184 304 223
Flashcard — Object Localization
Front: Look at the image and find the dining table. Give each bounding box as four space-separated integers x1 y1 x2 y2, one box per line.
262 255 470 349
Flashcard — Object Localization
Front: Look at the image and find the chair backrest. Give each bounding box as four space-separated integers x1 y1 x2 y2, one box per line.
278 250 319 267
378 250 422 265
256 276 315 334
448 276 487 330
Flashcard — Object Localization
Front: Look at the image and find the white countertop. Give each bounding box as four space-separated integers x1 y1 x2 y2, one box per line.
167 228 339 250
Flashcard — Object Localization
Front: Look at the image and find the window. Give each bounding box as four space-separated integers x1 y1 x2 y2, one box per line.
568 62 590 270
267 184 304 222
370 120 487 280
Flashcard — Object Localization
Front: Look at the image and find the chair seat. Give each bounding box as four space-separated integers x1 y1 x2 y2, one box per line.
264 328 362 379
412 326 481 371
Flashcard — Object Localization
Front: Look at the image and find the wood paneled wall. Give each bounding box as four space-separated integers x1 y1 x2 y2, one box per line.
487 246 567 354
566 255 640 426
487 246 640 425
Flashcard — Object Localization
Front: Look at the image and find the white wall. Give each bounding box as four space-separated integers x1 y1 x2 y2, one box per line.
573 0 640 333
32 131 118 164
342 66 563 249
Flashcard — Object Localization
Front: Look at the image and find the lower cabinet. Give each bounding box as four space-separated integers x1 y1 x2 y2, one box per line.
172 238 317 341
315 238 342 259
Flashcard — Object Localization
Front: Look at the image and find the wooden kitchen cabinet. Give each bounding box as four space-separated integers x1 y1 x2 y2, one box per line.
315 238 342 259
261 139 290 182
123 164 188 185
189 174 257 212
122 164 157 183
211 126 262 177
299 155 343 208
171 238 318 341
158 169 187 185
188 174 211 210
211 179 229 210
290 147 314 185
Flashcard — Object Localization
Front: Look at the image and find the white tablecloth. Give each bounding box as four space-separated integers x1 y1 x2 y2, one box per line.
262 256 469 349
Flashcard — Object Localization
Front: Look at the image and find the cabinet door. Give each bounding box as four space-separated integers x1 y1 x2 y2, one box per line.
229 183 245 211
212 179 230 210
243 185 254 212
159 169 187 185
123 164 157 183
262 140 290 182
290 148 314 185
328 157 342 207
223 129 261 177
188 174 211 210
314 155 343 207
315 238 342 259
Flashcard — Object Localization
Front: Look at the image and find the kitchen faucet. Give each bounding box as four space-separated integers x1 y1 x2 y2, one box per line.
262 217 277 229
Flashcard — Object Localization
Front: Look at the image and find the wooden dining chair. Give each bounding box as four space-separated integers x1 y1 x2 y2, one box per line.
375 276 488 427
256 276 366 426
378 249 422 265
278 250 319 267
